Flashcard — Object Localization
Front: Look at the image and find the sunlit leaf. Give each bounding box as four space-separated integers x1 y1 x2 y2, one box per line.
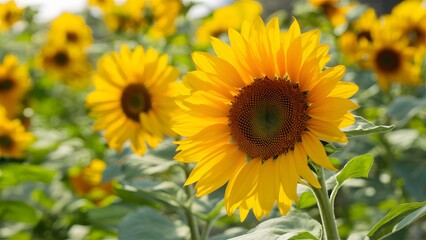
342 115 394 138
336 154 374 185
368 202 426 240
0 164 56 189
0 200 40 225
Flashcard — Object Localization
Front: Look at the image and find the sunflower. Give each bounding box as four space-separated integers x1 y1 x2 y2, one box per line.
47 13 93 49
388 1 426 49
0 107 34 158
148 0 182 39
0 54 31 119
0 0 23 31
173 17 359 221
310 0 354 27
339 8 377 66
88 0 115 12
69 159 115 206
196 0 262 46
38 43 91 88
366 21 422 91
103 0 146 33
86 45 179 155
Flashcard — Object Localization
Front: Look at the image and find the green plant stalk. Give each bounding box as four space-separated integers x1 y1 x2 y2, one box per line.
311 167 340 240
183 164 201 240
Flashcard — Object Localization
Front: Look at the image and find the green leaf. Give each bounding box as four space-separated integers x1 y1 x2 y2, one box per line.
342 115 394 138
0 200 40 225
118 207 189 240
336 154 374 185
368 202 426 240
231 210 321 239
297 191 317 209
387 96 426 126
88 203 137 228
0 164 56 189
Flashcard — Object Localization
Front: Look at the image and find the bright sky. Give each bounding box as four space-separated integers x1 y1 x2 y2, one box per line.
5 0 229 22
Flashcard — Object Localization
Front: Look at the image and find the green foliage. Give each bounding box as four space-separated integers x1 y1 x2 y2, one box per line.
336 154 374 185
368 202 426 240
343 116 394 138
231 210 322 240
0 200 40 225
0 164 56 189
118 207 190 240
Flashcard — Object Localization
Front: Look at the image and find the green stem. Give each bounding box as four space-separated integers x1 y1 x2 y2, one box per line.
183 164 201 240
311 167 340 240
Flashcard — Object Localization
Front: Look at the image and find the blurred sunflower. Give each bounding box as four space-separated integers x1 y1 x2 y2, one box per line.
102 0 181 37
310 0 354 27
69 159 116 206
103 0 146 33
0 107 34 158
0 0 23 31
388 1 426 49
47 13 93 49
196 0 262 46
86 45 179 155
339 8 377 66
88 0 115 11
0 54 30 119
148 0 182 39
366 22 422 90
38 43 91 88
174 17 359 221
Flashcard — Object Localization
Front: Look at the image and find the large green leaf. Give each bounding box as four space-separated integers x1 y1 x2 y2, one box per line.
231 210 321 240
88 203 137 228
0 200 40 225
367 202 426 240
387 96 426 126
336 154 374 185
342 116 394 138
0 164 56 189
118 207 189 240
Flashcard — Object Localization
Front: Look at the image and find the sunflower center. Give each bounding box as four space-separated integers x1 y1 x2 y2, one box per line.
0 78 14 92
66 31 79 43
5 11 13 24
120 84 152 122
375 48 401 73
53 51 70 67
320 2 338 16
406 27 425 46
357 30 372 42
228 76 309 160
0 135 13 149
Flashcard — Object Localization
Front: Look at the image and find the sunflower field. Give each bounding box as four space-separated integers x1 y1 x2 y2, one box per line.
1 0 426 239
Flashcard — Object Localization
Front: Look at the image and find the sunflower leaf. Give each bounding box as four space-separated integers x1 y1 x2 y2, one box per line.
367 202 426 240
336 154 374 185
0 200 40 225
342 115 394 138
0 163 56 189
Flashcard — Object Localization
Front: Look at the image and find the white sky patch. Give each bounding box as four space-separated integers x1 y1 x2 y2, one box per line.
0 0 230 22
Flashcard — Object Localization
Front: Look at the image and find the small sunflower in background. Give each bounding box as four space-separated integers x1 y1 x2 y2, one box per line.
69 159 116 206
0 0 23 31
366 22 422 91
388 1 426 50
86 45 179 155
38 43 92 88
0 107 34 159
196 0 262 46
174 17 359 221
47 13 93 49
310 0 355 27
339 8 377 67
88 0 115 12
0 54 31 119
102 0 181 38
148 0 182 39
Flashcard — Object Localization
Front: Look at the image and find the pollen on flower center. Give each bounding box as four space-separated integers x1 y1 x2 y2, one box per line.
228 76 309 160
53 51 70 67
120 83 152 122
0 78 14 91
375 48 401 73
0 135 13 149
